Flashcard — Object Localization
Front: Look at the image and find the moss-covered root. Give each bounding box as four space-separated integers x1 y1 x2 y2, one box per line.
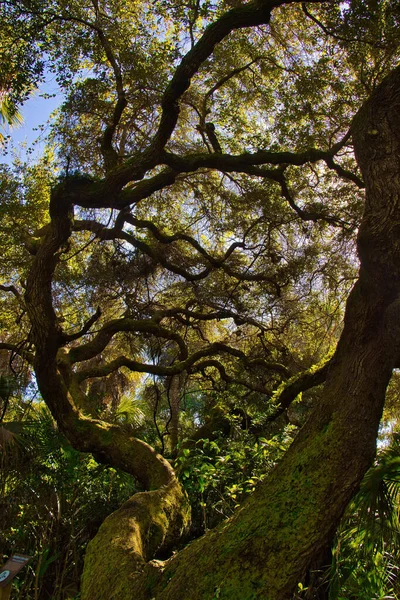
81 477 190 600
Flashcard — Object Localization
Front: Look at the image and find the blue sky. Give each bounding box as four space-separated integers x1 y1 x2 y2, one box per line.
1 75 62 166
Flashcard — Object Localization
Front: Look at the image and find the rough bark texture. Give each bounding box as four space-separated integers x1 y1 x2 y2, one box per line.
111 66 400 600
11 2 375 599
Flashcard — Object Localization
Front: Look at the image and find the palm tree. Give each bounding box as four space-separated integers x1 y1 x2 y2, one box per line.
0 93 22 143
329 434 400 599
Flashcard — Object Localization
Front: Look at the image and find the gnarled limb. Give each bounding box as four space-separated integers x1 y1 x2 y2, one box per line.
81 477 190 600
20 181 191 600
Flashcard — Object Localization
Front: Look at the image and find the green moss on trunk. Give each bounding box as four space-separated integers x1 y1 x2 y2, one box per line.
81 478 190 600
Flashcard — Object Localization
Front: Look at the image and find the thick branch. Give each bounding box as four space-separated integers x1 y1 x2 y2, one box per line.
104 0 326 188
62 307 102 343
266 356 332 422
151 1 275 153
65 143 362 213
69 316 188 364
76 342 288 392
0 342 35 365
162 148 364 188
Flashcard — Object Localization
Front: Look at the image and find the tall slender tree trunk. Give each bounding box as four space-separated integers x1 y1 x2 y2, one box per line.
168 373 185 457
124 65 400 600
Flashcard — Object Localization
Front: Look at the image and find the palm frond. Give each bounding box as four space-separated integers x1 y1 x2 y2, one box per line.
0 95 22 127
114 396 146 428
330 435 400 599
0 94 22 144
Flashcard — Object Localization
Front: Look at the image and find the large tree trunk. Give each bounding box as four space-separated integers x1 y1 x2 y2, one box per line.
116 66 400 599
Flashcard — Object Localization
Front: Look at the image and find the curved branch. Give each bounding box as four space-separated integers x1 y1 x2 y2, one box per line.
151 1 275 154
0 284 22 300
204 56 265 107
83 222 282 289
322 154 364 188
123 213 245 265
153 305 270 332
0 342 35 365
62 307 102 343
301 3 384 48
193 358 272 395
266 356 333 422
11 3 126 170
76 355 183 381
278 174 350 227
76 342 288 390
69 316 188 364
96 168 179 209
202 342 290 377
93 11 127 169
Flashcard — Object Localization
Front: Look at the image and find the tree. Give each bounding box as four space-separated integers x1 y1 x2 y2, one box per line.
1 0 400 598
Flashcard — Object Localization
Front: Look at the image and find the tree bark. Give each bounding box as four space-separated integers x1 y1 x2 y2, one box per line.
120 66 400 600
